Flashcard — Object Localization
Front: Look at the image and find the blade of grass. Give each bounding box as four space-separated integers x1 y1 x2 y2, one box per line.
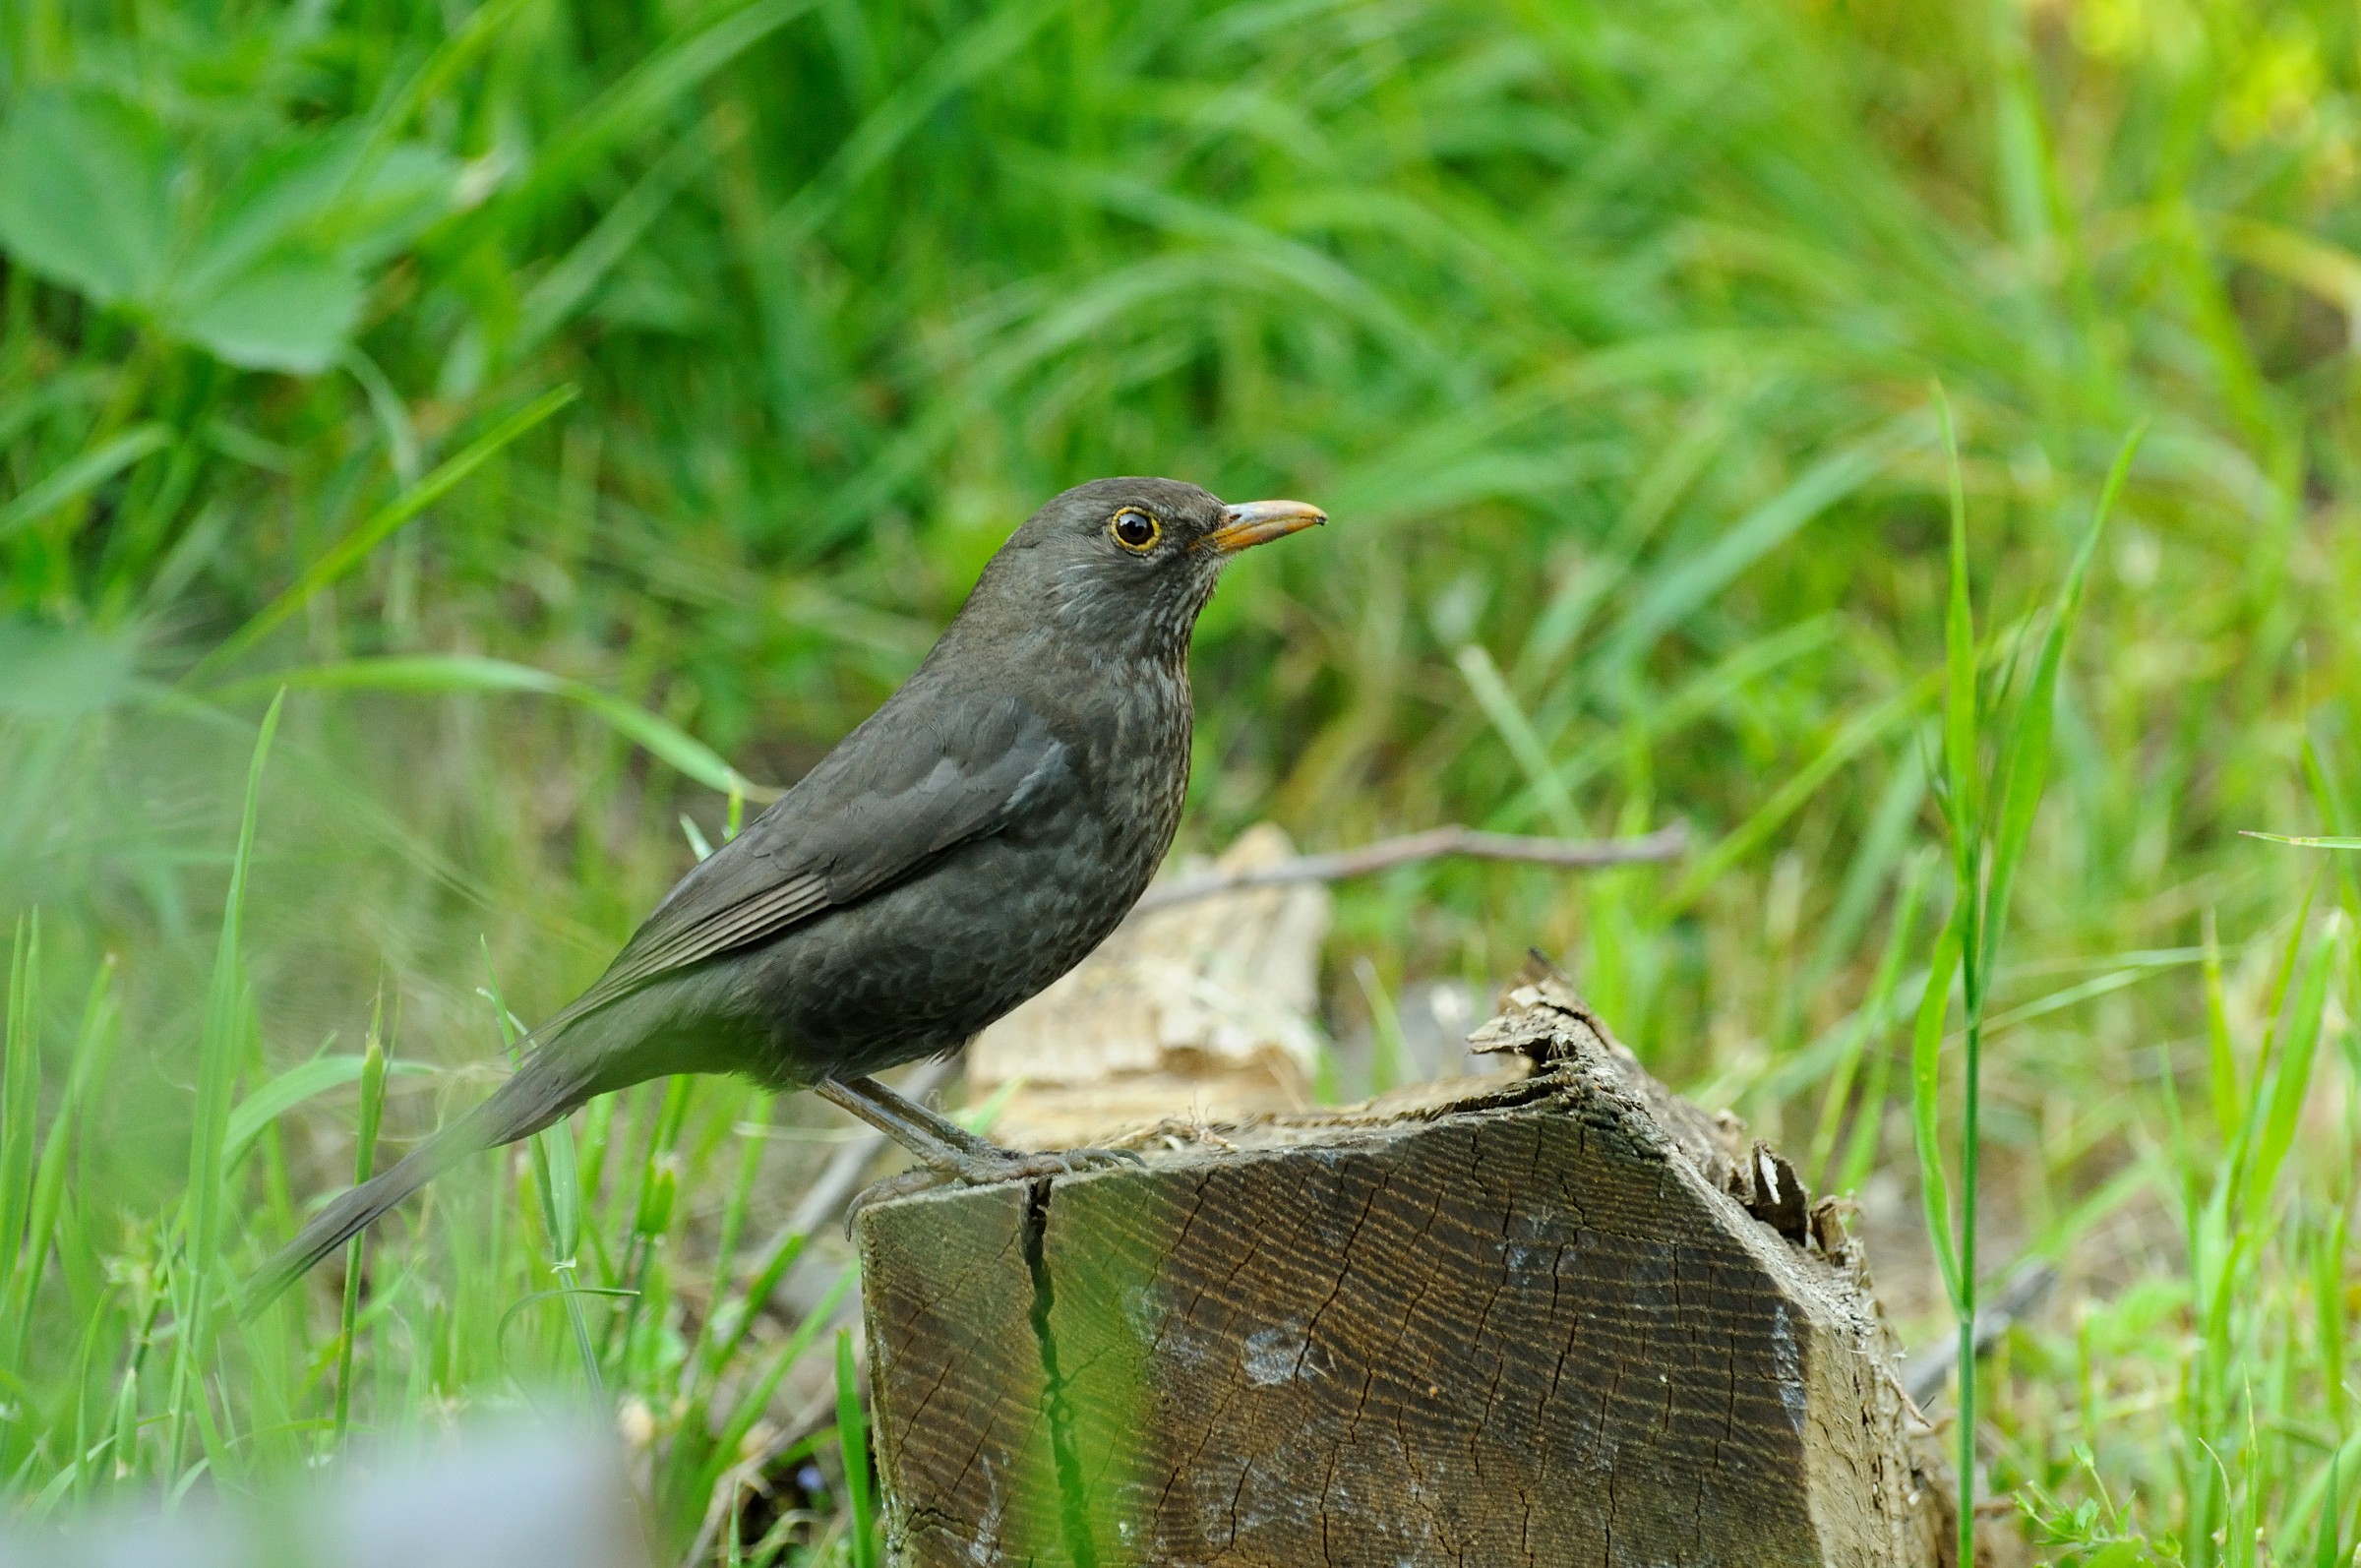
359 0 541 149
0 425 173 542
2203 909 2240 1137
332 994 390 1447
516 0 827 217
1808 848 1930 1189
2247 918 2332 1208
1910 912 1966 1316
218 654 768 800
478 947 604 1405
1590 423 1913 686
710 1262 855 1467
1934 387 1979 898
679 1091 771 1395
5 954 114 1380
1661 671 1939 916
1929 385 1990 1568
224 1051 431 1171
835 1326 878 1568
1455 643 1584 837
1976 424 2143 982
1352 957 1414 1094
190 388 576 678
168 690 281 1477
605 1075 692 1372
0 913 39 1331
2224 879 2320 1204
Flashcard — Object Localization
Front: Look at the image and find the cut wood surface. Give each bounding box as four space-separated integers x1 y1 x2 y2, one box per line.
861 967 1957 1567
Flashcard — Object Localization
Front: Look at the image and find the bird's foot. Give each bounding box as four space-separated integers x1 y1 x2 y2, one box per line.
843 1144 1145 1234
948 1144 1145 1184
843 1167 954 1231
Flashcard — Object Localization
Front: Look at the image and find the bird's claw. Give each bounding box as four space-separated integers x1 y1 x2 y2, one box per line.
842 1144 1145 1235
1031 1145 1146 1177
938 1142 1142 1185
843 1167 949 1236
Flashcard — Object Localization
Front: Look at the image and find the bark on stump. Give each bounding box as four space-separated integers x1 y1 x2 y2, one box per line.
858 972 1949 1567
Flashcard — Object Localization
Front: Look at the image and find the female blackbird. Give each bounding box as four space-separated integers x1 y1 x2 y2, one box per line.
249 477 1323 1309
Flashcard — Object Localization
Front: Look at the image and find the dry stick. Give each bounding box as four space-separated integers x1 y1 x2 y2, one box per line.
1902 1260 2058 1410
1129 822 1689 914
681 1383 841 1568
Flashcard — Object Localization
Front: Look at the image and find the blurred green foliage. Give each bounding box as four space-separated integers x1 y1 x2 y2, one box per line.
3 0 2361 1559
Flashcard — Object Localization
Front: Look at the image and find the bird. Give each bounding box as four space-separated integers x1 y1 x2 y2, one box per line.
247 477 1324 1312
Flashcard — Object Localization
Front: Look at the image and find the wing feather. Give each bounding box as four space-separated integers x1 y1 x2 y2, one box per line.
546 694 1067 1030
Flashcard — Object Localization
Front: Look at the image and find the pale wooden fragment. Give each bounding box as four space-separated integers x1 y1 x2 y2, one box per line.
863 974 1953 1567
966 824 1331 1148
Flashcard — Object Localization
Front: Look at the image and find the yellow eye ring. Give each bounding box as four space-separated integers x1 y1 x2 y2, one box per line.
1110 508 1162 553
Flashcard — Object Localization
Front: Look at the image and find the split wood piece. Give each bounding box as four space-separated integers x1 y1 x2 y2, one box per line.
967 824 1332 1149
860 966 1959 1567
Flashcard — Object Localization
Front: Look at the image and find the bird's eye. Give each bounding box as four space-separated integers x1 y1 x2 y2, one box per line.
1110 508 1162 553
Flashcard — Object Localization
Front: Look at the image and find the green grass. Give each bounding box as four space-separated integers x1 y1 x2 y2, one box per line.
4 0 2361 1559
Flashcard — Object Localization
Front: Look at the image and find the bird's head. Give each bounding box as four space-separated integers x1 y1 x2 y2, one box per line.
972 477 1325 663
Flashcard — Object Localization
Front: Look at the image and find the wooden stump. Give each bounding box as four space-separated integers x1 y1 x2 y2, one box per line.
858 970 1950 1567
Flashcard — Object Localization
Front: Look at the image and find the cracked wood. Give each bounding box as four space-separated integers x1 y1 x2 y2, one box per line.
859 983 1945 1567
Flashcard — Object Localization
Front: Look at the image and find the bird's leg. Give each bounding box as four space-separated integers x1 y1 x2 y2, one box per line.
817 1073 1144 1197
815 1074 1011 1176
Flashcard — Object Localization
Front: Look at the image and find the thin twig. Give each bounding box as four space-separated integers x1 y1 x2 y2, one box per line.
1903 1260 2057 1409
681 1384 839 1568
1130 822 1688 914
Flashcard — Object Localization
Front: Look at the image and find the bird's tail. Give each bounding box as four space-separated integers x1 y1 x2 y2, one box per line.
242 1040 603 1318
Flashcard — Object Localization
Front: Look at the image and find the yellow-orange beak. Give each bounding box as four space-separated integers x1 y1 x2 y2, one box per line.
1207 498 1326 554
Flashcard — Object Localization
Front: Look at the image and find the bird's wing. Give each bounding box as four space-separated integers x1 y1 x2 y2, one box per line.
546 694 1068 1027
